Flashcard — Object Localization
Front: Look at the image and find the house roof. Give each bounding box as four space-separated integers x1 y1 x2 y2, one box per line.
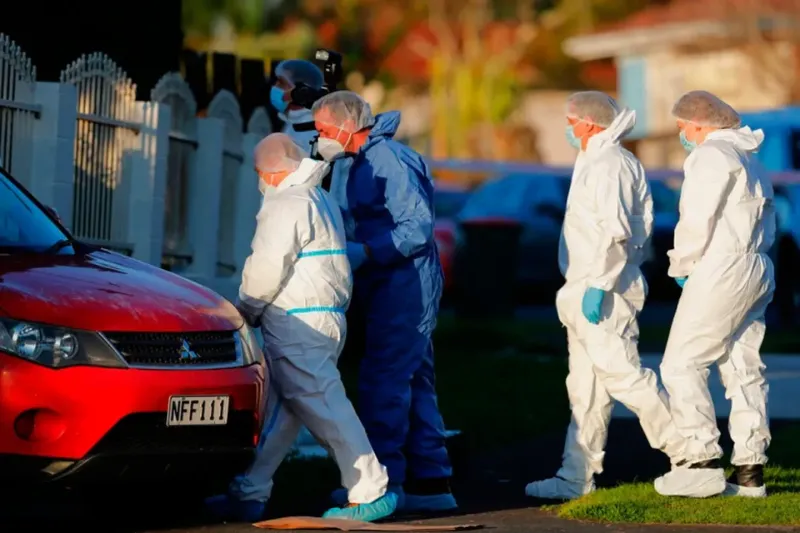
564 0 800 61
597 0 799 34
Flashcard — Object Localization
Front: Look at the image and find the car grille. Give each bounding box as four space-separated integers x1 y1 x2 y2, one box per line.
89 412 256 455
103 331 239 367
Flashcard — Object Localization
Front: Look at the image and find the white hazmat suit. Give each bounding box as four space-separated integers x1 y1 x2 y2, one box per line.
656 125 775 498
229 139 389 507
281 108 319 154
526 100 683 500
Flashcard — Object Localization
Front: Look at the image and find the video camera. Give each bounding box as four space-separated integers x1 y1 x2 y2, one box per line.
291 48 344 110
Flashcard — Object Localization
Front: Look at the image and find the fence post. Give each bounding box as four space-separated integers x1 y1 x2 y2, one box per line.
232 132 261 273
136 102 172 266
28 82 77 228
126 101 171 265
185 116 225 281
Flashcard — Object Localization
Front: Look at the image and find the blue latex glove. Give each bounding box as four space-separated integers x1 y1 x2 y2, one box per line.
675 276 687 288
581 287 606 325
347 241 368 271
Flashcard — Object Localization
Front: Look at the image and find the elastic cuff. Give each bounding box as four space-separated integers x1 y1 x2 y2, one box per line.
731 455 768 466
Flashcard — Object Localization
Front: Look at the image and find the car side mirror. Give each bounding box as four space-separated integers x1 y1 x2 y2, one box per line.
44 205 62 224
535 204 565 221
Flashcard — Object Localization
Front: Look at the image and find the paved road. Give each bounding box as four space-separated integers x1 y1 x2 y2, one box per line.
123 511 799 533
5 420 797 533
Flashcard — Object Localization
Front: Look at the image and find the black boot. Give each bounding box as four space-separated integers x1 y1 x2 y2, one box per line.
675 458 722 469
403 477 458 512
724 464 767 498
404 477 452 495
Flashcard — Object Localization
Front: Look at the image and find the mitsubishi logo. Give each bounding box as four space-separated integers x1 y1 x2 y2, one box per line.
178 340 199 361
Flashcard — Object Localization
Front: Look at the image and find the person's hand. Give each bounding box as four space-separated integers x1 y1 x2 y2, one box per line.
675 276 688 288
581 287 606 325
347 241 368 271
235 298 262 327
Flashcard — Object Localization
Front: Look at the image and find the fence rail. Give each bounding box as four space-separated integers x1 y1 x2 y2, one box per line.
61 52 140 246
1 32 267 282
0 34 37 189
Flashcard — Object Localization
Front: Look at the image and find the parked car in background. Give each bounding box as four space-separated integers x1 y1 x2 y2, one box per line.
456 171 570 304
452 168 686 305
0 166 265 490
434 183 471 295
771 175 800 326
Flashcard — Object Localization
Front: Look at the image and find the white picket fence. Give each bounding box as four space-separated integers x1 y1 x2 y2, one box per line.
0 33 272 290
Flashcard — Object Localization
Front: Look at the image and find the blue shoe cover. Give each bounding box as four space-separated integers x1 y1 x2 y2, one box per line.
404 492 458 512
331 485 406 509
322 492 399 522
204 493 265 522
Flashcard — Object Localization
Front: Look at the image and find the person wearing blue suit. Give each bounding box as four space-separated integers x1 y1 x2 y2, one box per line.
312 91 457 513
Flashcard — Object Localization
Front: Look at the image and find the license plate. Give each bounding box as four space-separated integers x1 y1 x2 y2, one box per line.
167 395 230 426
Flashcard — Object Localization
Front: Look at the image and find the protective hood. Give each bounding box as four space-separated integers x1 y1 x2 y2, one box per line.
360 111 401 152
277 158 330 190
586 108 636 152
706 126 765 153
279 107 314 125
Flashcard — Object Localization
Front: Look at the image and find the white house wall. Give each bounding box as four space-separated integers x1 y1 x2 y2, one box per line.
621 43 797 168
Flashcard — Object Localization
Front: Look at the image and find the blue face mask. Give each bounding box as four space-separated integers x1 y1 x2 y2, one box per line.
565 125 582 150
679 131 697 153
270 86 289 113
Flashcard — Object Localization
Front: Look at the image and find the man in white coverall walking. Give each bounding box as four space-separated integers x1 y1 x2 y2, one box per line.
525 92 685 500
205 133 398 523
655 91 775 499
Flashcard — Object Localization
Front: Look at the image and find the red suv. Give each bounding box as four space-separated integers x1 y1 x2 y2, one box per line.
0 167 265 488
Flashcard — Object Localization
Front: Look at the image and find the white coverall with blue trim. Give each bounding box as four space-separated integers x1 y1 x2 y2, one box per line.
230 158 389 505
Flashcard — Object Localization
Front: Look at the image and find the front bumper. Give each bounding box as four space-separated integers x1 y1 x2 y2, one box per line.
1 416 255 485
0 352 265 484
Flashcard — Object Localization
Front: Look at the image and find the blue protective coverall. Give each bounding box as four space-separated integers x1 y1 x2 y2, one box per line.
344 112 452 486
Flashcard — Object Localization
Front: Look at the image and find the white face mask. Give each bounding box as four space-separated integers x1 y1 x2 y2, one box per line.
317 137 346 161
317 125 354 162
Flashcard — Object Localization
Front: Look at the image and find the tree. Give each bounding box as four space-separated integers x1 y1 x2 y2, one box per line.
422 0 540 159
182 0 271 38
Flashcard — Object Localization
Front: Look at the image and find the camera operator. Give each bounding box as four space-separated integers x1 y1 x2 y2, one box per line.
270 50 345 192
270 59 324 155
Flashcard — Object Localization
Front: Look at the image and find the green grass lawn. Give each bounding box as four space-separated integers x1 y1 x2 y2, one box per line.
555 425 800 526
340 316 572 451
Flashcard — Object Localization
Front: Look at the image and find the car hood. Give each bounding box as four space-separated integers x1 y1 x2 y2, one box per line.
0 250 243 332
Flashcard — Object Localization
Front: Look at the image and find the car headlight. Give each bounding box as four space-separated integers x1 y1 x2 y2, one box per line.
0 318 126 369
236 323 265 367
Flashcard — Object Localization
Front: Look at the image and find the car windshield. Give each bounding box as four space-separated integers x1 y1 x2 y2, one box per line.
0 169 71 253
459 177 527 220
